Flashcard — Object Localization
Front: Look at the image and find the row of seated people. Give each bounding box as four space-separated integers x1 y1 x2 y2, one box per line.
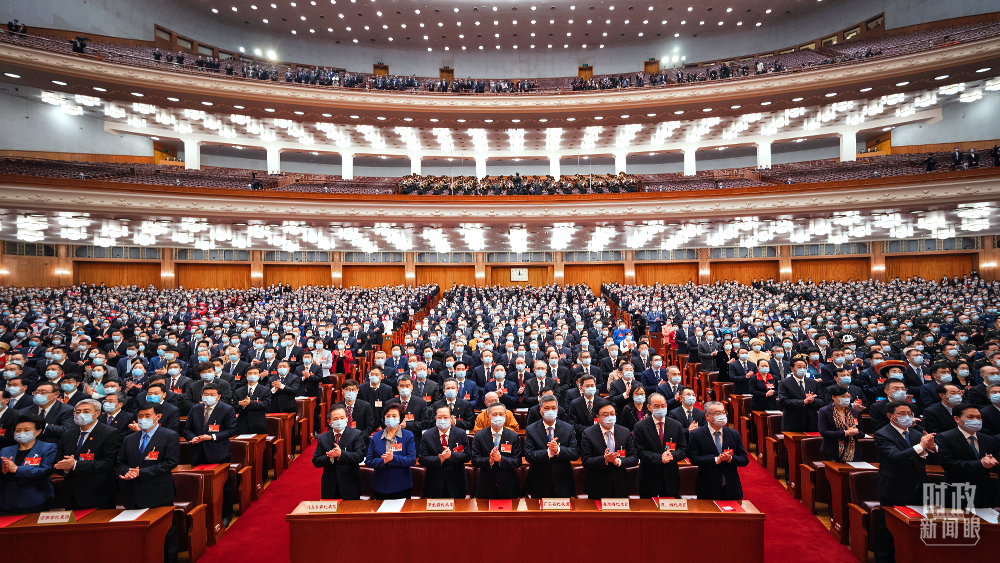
759 149 1000 184
399 173 639 195
0 158 286 189
4 19 999 95
641 173 773 192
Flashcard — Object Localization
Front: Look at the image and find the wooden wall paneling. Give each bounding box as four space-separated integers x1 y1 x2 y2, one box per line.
0 256 63 287
263 265 332 288
176 264 251 289
709 261 780 284
74 262 162 287
564 264 624 293
790 258 870 282
885 254 975 280
415 266 476 288
488 266 552 287
341 266 406 288
634 263 699 286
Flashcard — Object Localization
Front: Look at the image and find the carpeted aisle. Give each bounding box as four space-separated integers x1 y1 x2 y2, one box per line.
199 451 322 563
738 458 858 563
201 451 858 563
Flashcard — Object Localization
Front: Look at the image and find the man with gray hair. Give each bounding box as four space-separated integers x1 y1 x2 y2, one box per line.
524 393 579 497
54 397 123 508
686 401 749 500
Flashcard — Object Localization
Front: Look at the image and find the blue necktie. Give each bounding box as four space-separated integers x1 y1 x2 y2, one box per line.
714 431 724 454
76 431 88 453
606 431 615 453
547 426 554 441
493 432 501 449
969 436 979 456
139 432 149 454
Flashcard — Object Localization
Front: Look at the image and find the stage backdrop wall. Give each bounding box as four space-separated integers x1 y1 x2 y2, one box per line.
635 263 700 286
176 264 251 290
75 261 162 287
710 261 781 285
263 265 332 288
790 258 871 282
885 254 975 280
341 266 406 288
416 266 476 288
488 266 552 287
564 264 625 294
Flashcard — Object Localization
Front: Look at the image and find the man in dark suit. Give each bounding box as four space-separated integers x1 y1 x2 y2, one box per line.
471 403 522 498
686 401 749 500
777 359 825 431
524 394 579 498
634 392 688 498
432 378 476 431
873 400 936 563
581 403 638 499
220 346 250 389
268 361 302 414
386 375 432 437
26 381 75 445
358 368 393 423
697 332 722 373
54 398 122 509
640 355 669 395
922 383 962 434
980 383 1000 436
278 335 304 367
99 390 133 436
654 366 685 410
233 367 271 435
418 405 472 499
668 387 707 433
341 379 376 440
116 402 180 563
568 375 608 444
936 403 999 509
134 383 180 432
608 366 640 411
523 361 556 408
0 391 18 450
297 352 324 434
727 349 756 394
312 404 367 500
527 387 568 425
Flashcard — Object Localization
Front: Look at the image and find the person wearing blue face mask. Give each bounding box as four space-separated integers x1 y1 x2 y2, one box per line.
922 384 963 434
522 393 579 498
0 413 58 514
26 382 74 446
132 383 181 432
115 401 180 563
966 365 1000 407
417 404 472 499
220 346 249 388
358 367 393 424
471 402 522 499
581 403 638 500
568 374 609 445
821 367 868 412
977 383 1000 436
817 385 866 463
313 404 367 501
872 400 936 563
918 364 956 411
365 403 416 500
669 387 708 432
685 401 749 501
777 357 825 432
634 392 687 499
58 374 86 407
936 403 999 509
185 383 238 526
54 398 121 509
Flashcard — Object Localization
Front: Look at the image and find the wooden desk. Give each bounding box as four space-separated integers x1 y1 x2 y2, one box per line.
783 432 818 500
0 507 172 562
287 499 765 563
174 463 229 545
885 507 999 562
232 434 268 500
267 412 296 464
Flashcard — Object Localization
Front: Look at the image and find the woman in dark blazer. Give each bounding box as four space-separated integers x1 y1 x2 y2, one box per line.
620 385 649 431
0 414 57 514
364 403 416 499
817 385 866 462
749 359 779 411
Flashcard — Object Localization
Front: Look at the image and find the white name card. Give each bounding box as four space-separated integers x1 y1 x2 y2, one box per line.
37 511 74 524
601 499 630 511
307 501 339 513
541 498 572 510
426 499 454 511
658 499 689 511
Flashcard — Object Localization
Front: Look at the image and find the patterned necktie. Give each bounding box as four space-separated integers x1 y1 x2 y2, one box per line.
657 421 664 444
714 431 723 454
441 432 448 449
347 404 353 422
969 436 979 456
547 426 554 441
334 433 341 446
493 432 501 449
606 431 615 453
76 431 88 453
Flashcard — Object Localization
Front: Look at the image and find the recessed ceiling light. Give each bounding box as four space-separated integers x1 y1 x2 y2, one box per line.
403 117 412 121
702 108 712 112
201 101 213 106
294 111 304 115
620 115 630 118
646 113 655 117
538 118 548 122
167 97 179 101
429 118 439 122
456 119 466 122
975 67 991 73
934 75 949 80
859 87 872 92
895 81 909 86
52 80 67 86
92 86 106 91
791 97 803 102
349 115 359 119
234 105 245 109
131 92 144 97
760 101 771 106
882 127 893 131
594 116 603 120
376 116 386 120
484 119 493 123
825 92 837 97
212 8 218 13
730 105 741 109
512 119 521 123
150 136 159 140
566 117 576 121
322 113 332 117
674 110 684 114
264 108 275 112
3 72 20 78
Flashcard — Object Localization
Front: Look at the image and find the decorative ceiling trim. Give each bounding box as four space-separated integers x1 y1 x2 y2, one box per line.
1 37 997 114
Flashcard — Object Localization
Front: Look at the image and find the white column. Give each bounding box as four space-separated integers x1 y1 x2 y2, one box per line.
614 152 628 175
183 138 201 170
410 156 422 175
755 141 772 168
475 156 487 179
839 130 857 162
549 156 561 179
341 152 354 180
683 147 697 176
265 144 282 174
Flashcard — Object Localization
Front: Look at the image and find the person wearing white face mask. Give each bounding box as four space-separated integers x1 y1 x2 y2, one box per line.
0 413 58 514
686 401 749 500
470 402 522 499
27 381 74 446
417 404 472 499
817 385 865 463
313 404 367 501
233 367 272 435
358 368 393 424
485 366 519 411
523 393 579 498
581 403 637 499
634 392 687 498
777 357 825 432
54 398 121 509
935 403 999 509
922 384 963 434
365 403 416 500
185 383 238 527
386 375 433 436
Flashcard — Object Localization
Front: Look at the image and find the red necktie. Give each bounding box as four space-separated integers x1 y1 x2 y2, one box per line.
658 421 664 444
334 433 341 446
441 432 448 449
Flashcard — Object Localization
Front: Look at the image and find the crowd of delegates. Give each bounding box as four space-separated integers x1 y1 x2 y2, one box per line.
399 172 639 195
0 279 437 563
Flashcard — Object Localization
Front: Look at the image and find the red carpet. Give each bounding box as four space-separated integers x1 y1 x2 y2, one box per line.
201 452 858 563
739 459 858 563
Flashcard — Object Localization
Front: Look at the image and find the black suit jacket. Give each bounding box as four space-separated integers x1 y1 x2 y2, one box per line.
343 400 376 441
358 383 393 422
633 416 688 498
312 428 367 500
116 425 180 509
777 377 825 432
58 422 123 509
233 383 272 435
526 405 568 426
296 364 324 398
30 400 75 445
268 372 302 414
580 423 637 499
431 399 476 431
980 404 1000 437
568 396 609 442
936 428 999 508
873 423 929 505
99 409 133 436
523 377 556 407
0 407 18 449
523 419 579 498
668 406 707 431
417 425 471 498
184 402 238 464
687 425 749 500
471 427 521 499
386 396 432 436
922 403 959 434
